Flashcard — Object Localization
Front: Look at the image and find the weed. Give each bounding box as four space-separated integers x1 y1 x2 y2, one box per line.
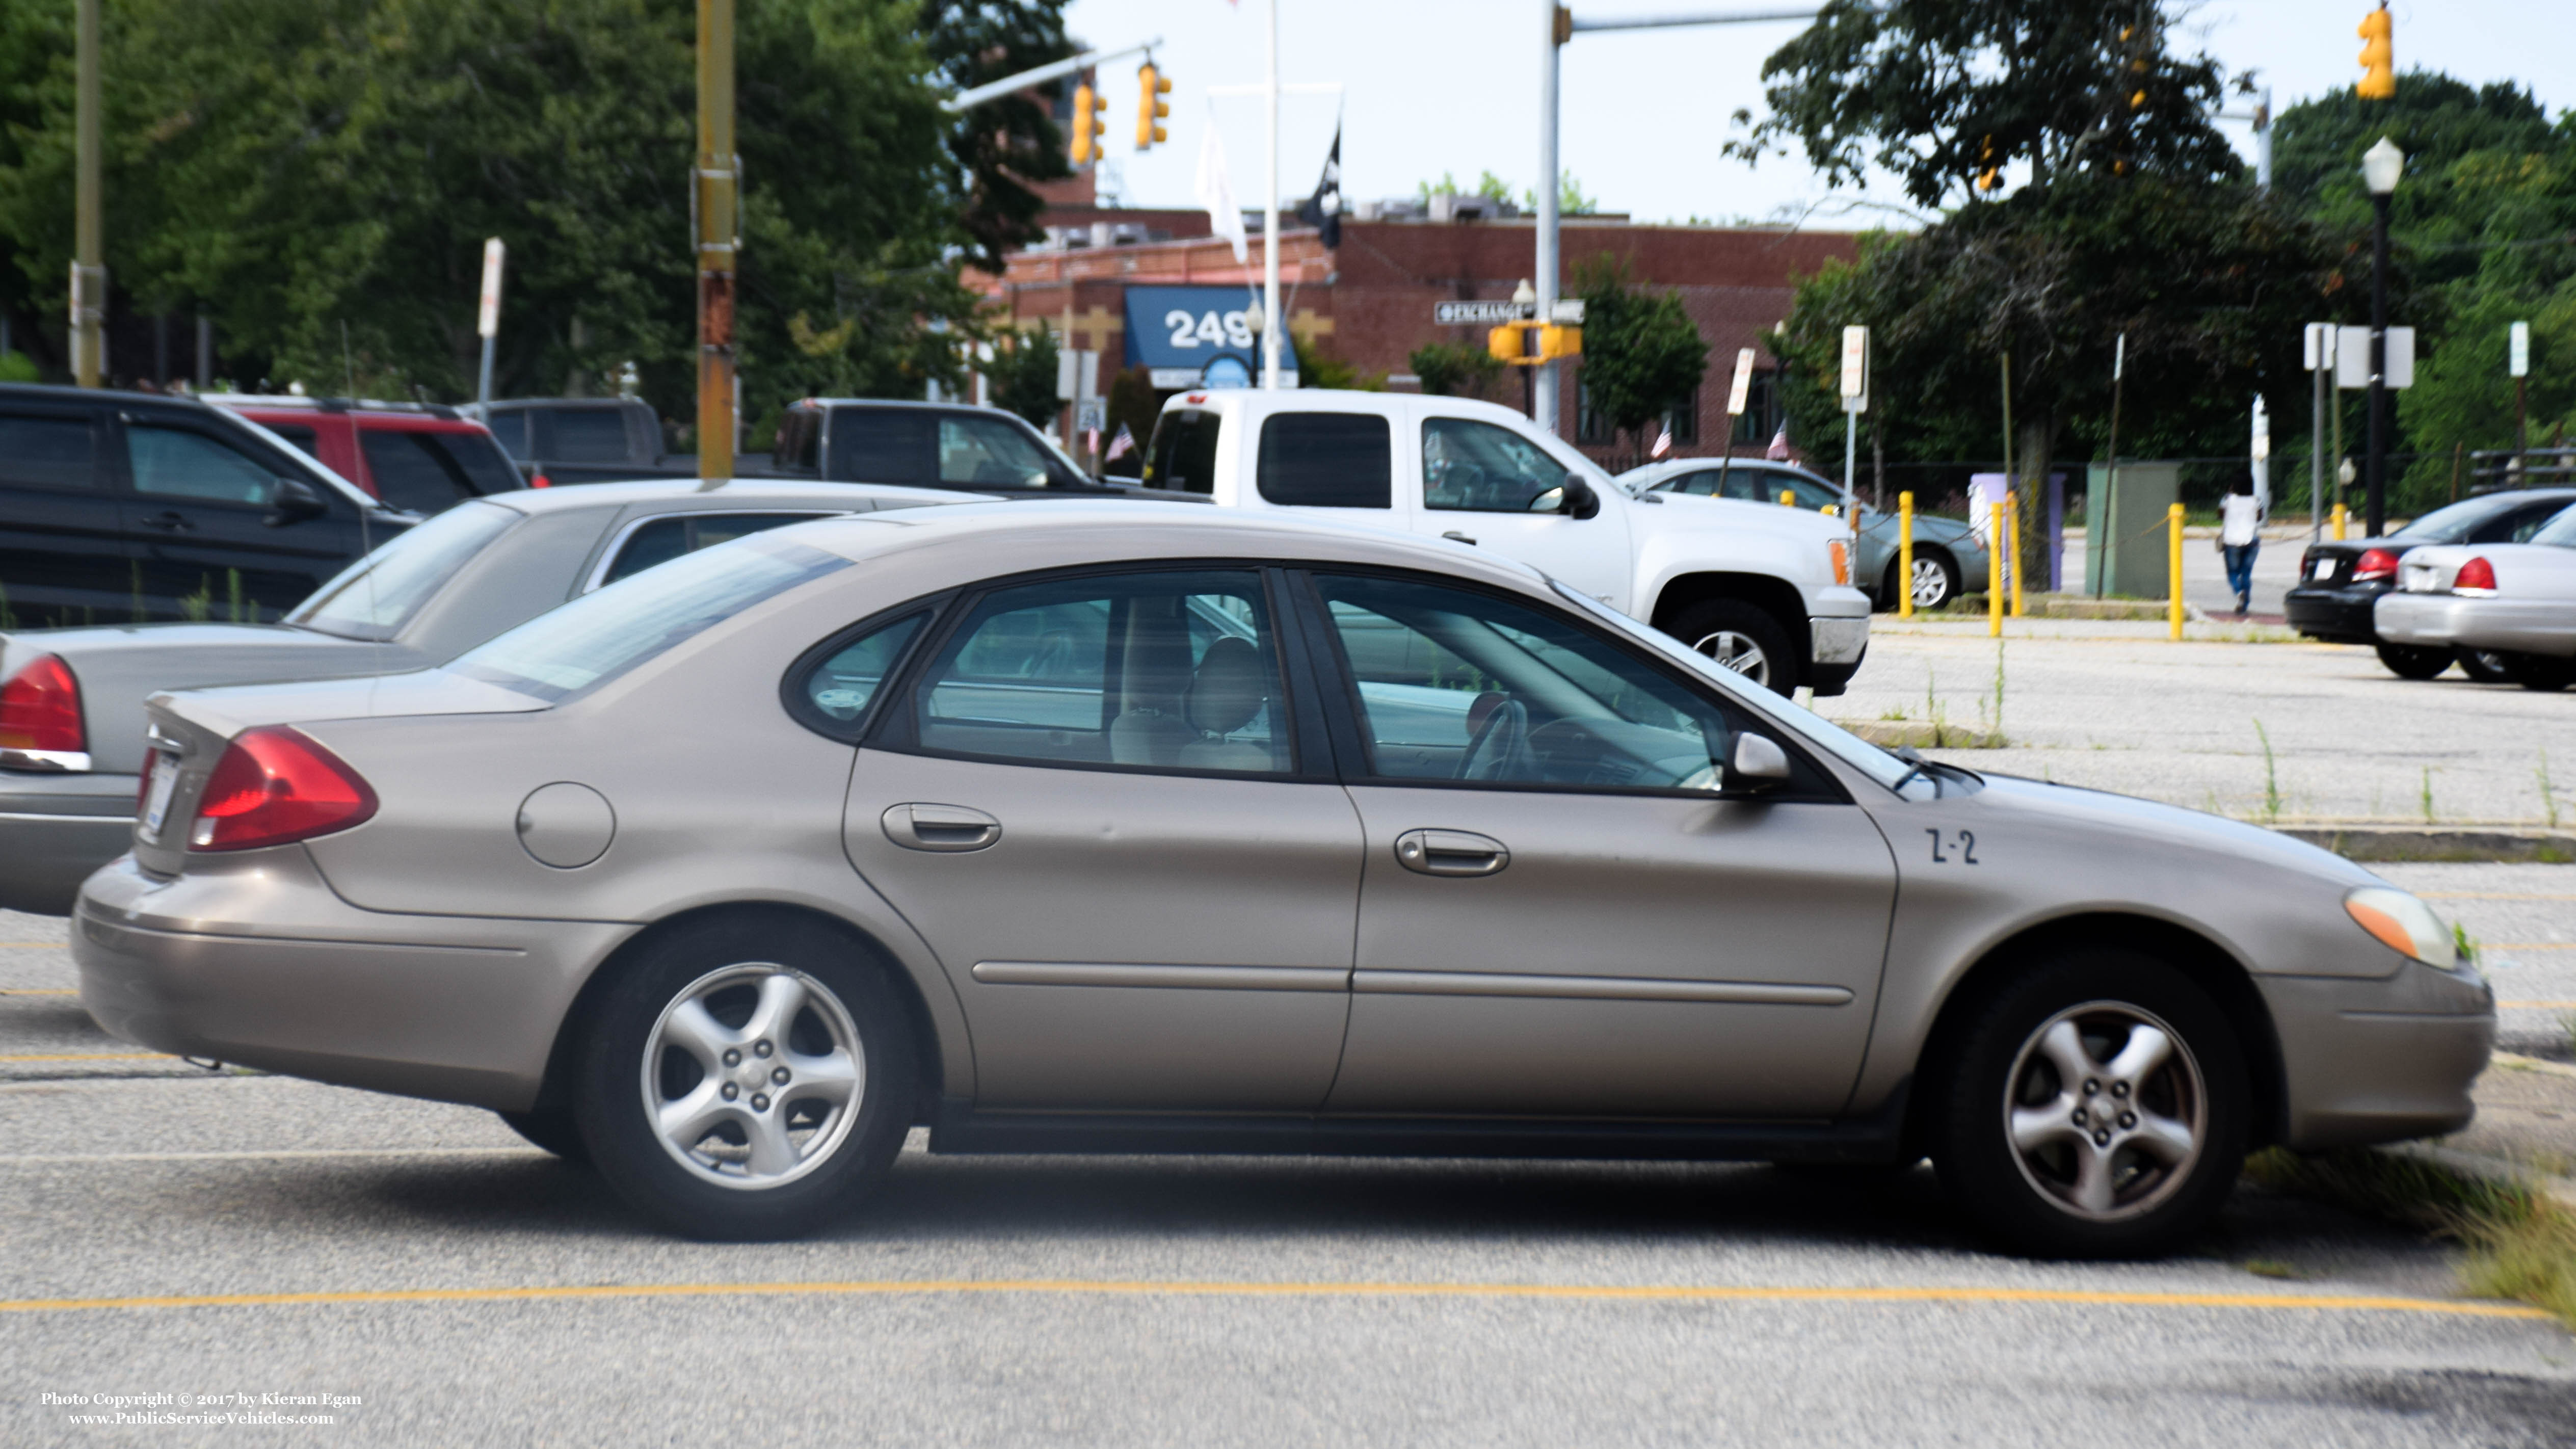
2541 748 2563 831
2253 718 2281 824
1989 638 2007 740
2244 1146 2576 1328
176 585 211 624
2421 767 2436 825
2454 921 2480 965
226 569 246 624
1879 705 1908 722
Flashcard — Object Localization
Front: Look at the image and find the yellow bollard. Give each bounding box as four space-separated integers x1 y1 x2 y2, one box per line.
1780 489 1795 508
1897 491 1915 619
1988 500 2005 638
2331 502 2348 540
2006 498 2025 618
2167 502 2185 641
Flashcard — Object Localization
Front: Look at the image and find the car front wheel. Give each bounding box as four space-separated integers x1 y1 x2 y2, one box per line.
2374 642 2453 680
1928 950 2247 1258
574 916 916 1240
1884 551 1958 613
1667 599 1799 694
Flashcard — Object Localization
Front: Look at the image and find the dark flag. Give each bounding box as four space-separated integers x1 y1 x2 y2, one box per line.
1297 125 1342 248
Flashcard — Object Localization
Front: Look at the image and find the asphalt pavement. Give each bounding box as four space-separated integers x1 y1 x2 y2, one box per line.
4 893 2571 1446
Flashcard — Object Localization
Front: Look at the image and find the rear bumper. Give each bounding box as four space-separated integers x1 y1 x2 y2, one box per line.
0 769 140 915
2282 587 2382 644
2373 593 2576 657
72 850 634 1111
2260 964 2494 1151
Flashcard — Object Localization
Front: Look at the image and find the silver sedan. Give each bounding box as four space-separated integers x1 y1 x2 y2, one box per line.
2375 507 2576 691
72 504 2492 1255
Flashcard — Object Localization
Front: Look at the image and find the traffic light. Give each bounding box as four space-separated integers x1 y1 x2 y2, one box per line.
1135 62 1171 151
1070 78 1107 166
2356 4 2394 100
1487 321 1581 364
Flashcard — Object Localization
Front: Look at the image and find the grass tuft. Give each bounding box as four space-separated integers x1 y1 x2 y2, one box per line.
2244 1146 2576 1328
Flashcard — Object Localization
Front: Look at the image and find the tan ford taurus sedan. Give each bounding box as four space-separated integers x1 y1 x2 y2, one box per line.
72 504 2492 1255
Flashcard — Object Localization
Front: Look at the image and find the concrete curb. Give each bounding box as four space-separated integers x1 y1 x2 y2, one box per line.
2274 825 2576 864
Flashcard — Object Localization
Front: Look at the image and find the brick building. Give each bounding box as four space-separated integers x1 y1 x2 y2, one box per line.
968 197 1858 468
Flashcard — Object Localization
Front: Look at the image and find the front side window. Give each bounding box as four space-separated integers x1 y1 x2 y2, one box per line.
939 414 1057 488
825 410 935 486
1257 412 1390 508
127 425 283 506
904 570 1288 775
287 498 521 640
2483 502 2574 544
1312 573 1730 790
1422 416 1573 514
453 533 850 702
599 512 836 587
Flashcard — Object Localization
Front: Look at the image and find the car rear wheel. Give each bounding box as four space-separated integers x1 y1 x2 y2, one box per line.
1884 551 1959 613
574 916 915 1240
2455 648 2515 684
1666 599 1798 694
2373 642 2453 680
1928 950 2247 1259
2503 652 2575 693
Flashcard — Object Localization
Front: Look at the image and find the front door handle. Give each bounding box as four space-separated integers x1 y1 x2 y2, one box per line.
1394 828 1509 877
1441 531 1477 546
140 510 193 532
882 802 1001 853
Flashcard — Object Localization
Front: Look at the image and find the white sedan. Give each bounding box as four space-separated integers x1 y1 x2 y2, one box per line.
2375 505 2576 690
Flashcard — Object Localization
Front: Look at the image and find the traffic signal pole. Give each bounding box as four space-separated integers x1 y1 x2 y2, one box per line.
695 0 737 483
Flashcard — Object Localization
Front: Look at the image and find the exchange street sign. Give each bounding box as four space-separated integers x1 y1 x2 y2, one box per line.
1435 300 1530 326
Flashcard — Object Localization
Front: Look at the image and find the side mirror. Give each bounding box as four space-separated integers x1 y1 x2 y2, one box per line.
1558 475 1600 519
1721 732 1792 796
262 476 329 528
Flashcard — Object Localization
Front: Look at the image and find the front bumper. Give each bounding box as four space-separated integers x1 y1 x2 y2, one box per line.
73 850 634 1111
2374 593 2576 657
0 769 142 915
2261 958 2494 1151
2282 585 2384 645
1807 615 1869 698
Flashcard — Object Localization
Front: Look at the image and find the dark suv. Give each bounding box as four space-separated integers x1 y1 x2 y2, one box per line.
2286 488 2576 677
0 383 413 628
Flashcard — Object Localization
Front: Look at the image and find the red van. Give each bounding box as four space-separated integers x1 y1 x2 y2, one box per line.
204 395 524 515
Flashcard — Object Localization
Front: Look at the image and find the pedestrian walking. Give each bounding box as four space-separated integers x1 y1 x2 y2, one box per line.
2219 476 2264 617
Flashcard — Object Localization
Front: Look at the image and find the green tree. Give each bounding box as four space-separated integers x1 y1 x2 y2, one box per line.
1409 339 1504 401
1572 254 1706 458
986 325 1060 429
921 0 1076 272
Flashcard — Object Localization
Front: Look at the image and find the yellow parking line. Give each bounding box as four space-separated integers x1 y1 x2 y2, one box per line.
0 988 76 996
0 1052 170 1063
0 1278 2546 1320
2422 894 2576 902
2500 1001 2576 1009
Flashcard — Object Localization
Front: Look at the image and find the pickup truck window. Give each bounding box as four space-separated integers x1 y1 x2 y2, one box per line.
1257 413 1390 508
1146 409 1220 494
939 414 1056 488
826 410 936 487
552 409 631 464
1422 417 1573 514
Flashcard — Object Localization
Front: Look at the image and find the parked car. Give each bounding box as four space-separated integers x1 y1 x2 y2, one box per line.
206 394 523 515
2373 504 2576 690
1621 457 1994 613
769 398 1163 499
1145 390 1868 694
2283 489 2576 678
0 382 418 632
74 503 2488 1255
0 478 972 912
468 397 720 486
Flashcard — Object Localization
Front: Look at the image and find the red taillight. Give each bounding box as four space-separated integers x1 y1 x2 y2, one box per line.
188 726 377 852
0 654 85 755
2454 556 2499 596
530 472 552 489
2352 548 2399 583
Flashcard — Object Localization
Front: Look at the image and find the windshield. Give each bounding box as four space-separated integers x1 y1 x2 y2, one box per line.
285 499 520 641
451 532 851 703
1548 580 1918 793
2527 504 2576 548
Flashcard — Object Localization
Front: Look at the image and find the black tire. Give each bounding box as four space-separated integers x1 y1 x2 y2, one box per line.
497 1106 589 1164
2455 648 2516 684
1927 950 2247 1259
2373 642 2453 680
2502 652 2575 693
573 915 917 1241
1666 599 1800 694
1882 550 1959 614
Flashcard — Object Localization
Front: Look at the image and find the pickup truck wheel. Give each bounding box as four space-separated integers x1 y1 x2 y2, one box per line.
1884 552 1958 612
2373 642 2453 680
1668 600 1798 694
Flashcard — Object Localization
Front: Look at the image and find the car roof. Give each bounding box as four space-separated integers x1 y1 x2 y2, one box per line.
788 397 1031 420
473 478 989 517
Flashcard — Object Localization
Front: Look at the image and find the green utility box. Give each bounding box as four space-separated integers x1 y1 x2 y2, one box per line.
2084 462 2181 599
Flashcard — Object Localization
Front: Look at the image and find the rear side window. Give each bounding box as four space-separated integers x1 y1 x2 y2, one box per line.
1257 412 1390 508
2478 502 2572 544
1146 409 1221 494
550 409 631 463
599 512 835 587
791 612 931 735
360 430 519 514
0 412 97 490
825 409 936 486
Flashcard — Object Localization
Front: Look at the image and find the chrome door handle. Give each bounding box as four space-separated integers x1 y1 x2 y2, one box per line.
882 802 1001 852
1441 531 1477 546
1394 828 1508 877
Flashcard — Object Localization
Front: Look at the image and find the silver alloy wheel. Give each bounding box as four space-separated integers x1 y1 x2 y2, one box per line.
2002 1001 2206 1222
640 963 865 1191
1909 557 1952 608
1690 630 1772 686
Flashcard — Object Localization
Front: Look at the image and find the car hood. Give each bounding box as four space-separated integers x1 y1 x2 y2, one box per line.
2394 542 2576 598
1 624 432 775
1638 492 1857 551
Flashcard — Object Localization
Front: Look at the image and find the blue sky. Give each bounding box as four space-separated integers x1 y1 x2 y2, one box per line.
1057 1 2576 230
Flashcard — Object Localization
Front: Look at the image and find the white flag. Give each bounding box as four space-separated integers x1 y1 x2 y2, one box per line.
1196 125 1249 264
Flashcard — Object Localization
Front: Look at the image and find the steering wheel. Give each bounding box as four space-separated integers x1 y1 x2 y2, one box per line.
1456 697 1532 781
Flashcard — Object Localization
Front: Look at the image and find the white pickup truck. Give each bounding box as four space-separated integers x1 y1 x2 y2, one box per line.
1140 388 1870 694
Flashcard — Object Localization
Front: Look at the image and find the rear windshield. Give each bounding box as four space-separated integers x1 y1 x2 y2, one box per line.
361 428 522 513
1145 409 1220 494
285 499 520 641
2528 504 2576 548
452 532 851 703
2392 495 2524 543
551 408 632 463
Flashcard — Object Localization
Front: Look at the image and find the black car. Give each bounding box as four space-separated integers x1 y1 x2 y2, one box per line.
2285 488 2576 678
0 383 415 629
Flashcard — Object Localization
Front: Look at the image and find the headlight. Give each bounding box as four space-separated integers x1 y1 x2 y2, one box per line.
2344 886 2457 966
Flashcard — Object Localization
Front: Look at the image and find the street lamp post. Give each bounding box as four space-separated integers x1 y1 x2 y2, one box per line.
2362 136 2403 537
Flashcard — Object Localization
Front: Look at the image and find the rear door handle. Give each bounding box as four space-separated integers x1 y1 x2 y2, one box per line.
882 802 1002 853
1394 828 1509 877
